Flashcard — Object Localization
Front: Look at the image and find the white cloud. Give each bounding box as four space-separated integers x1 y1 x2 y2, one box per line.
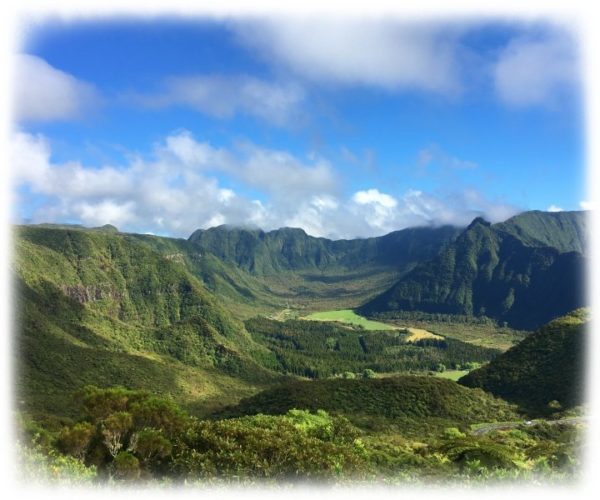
232 144 337 204
10 131 52 189
579 200 594 210
350 189 399 233
547 204 564 212
232 19 463 94
352 189 397 208
13 54 100 122
133 74 305 126
493 32 578 107
11 129 521 239
75 200 137 228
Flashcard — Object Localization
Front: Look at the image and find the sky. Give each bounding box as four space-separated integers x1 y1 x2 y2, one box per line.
9 16 590 239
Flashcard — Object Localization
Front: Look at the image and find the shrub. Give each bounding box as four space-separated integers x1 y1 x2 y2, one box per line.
113 451 140 480
57 422 95 460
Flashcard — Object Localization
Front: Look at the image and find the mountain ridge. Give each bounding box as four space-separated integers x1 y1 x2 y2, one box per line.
358 211 587 330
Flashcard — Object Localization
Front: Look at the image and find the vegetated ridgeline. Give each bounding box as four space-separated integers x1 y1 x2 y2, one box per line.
215 375 520 433
187 224 461 275
459 308 589 416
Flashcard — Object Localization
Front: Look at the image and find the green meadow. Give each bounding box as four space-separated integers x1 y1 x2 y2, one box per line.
303 309 397 330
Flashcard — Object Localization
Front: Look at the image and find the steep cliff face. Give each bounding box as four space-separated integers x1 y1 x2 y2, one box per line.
358 212 587 330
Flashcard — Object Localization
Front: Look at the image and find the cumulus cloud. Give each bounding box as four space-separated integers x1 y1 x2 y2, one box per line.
547 204 564 212
493 31 579 107
579 200 594 210
13 54 101 122
10 130 337 237
132 74 305 126
11 129 521 239
231 18 463 94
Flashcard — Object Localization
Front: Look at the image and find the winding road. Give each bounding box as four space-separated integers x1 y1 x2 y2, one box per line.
470 417 587 436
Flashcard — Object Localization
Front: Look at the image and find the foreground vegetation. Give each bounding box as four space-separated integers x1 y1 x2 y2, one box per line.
18 385 584 485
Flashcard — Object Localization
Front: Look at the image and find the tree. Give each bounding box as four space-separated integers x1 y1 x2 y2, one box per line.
129 429 172 465
362 369 377 379
129 397 187 437
101 412 133 457
81 386 133 422
57 422 95 460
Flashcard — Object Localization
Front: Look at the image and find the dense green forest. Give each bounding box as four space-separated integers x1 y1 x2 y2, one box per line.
245 317 500 378
459 309 588 415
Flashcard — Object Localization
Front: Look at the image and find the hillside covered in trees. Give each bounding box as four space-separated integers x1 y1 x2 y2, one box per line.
459 309 589 415
358 212 587 330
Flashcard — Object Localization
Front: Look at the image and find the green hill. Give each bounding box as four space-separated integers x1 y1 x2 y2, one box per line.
358 213 587 330
217 376 520 434
13 226 279 419
458 309 589 415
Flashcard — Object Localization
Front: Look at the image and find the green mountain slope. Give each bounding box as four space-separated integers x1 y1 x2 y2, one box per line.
13 226 279 419
458 309 589 415
358 212 586 330
496 210 588 255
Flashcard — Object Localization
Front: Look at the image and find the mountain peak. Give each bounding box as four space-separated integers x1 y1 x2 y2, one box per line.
467 216 491 230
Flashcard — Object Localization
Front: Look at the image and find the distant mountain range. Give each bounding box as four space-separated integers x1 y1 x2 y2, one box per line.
188 224 460 275
186 210 588 330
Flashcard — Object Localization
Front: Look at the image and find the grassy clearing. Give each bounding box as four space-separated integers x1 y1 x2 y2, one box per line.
303 309 397 331
405 327 444 342
435 370 470 381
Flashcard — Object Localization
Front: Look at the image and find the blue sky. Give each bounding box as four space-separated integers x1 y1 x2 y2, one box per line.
11 17 588 238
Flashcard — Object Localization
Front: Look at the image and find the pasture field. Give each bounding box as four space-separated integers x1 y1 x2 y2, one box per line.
303 309 397 330
435 369 470 381
405 327 444 342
